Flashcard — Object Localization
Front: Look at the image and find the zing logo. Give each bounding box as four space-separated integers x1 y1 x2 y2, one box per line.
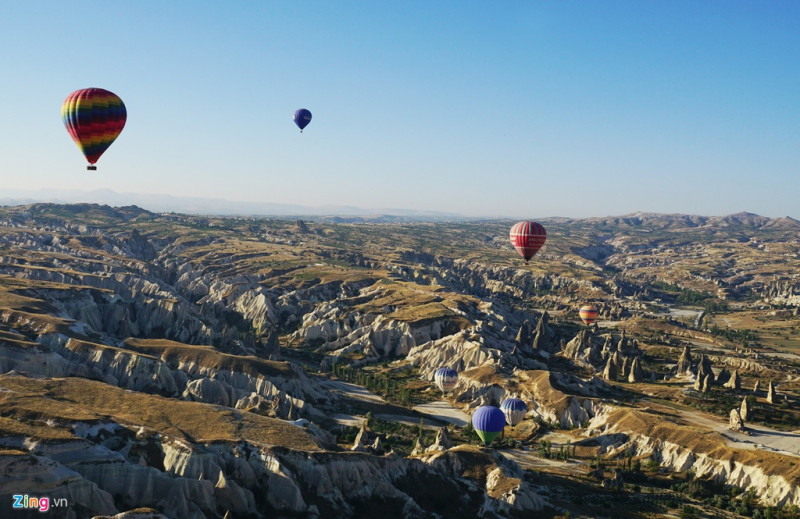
12 494 67 512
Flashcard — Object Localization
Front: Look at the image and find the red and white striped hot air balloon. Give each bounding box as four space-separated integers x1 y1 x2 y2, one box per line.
509 221 546 263
579 305 598 326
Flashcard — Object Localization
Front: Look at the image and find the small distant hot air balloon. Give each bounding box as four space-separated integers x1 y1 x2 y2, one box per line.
293 108 312 132
434 367 458 394
579 305 598 326
62 88 127 170
509 221 546 263
500 398 528 427
471 406 506 446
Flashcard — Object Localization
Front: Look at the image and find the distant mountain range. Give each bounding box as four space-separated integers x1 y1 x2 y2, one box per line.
576 211 800 230
0 189 466 221
2 189 798 226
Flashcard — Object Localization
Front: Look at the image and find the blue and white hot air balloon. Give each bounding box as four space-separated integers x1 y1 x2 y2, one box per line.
434 367 458 394
500 398 528 427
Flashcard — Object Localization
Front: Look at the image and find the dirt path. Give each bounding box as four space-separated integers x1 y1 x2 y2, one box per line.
413 400 471 427
323 380 459 429
688 339 800 365
646 399 800 457
373 414 447 430
499 448 586 475
320 379 387 403
719 421 800 457
667 307 704 319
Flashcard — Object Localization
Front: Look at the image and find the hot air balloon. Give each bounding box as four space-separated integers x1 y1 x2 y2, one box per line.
434 367 458 394
509 222 546 263
471 406 506 446
579 305 598 326
500 398 528 427
62 88 126 170
293 108 312 132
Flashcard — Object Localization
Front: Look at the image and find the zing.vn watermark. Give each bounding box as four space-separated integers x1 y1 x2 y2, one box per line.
12 495 68 513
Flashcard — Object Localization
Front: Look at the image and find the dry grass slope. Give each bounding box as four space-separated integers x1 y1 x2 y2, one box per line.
124 338 295 378
0 374 321 450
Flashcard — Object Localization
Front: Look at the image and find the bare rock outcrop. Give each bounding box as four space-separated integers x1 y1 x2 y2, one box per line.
602 469 624 491
729 408 745 432
602 356 618 382
261 328 281 359
530 330 545 352
533 311 549 335
410 437 424 456
423 446 545 515
767 380 776 404
701 374 711 393
426 427 453 453
5 412 540 518
585 406 800 508
29 335 329 421
676 345 693 375
293 219 310 233
235 393 272 413
562 329 602 367
530 312 557 353
182 377 236 407
515 370 602 428
628 356 643 383
514 319 533 348
716 368 731 386
351 425 376 453
587 340 603 367
714 355 768 373
600 335 614 359
561 330 586 359
697 354 714 385
620 356 630 378
408 330 501 380
214 470 256 515
740 397 749 421
724 370 741 390
0 450 117 517
371 437 384 455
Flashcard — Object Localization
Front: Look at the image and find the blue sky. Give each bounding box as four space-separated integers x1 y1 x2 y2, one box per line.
0 1 798 218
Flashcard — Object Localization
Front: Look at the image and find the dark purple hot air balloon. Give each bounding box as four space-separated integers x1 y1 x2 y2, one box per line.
293 108 312 132
471 406 506 446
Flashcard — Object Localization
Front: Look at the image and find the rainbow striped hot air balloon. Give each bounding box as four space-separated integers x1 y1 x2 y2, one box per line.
434 367 458 394
509 221 546 263
471 406 506 446
500 398 528 427
579 305 599 326
62 88 127 170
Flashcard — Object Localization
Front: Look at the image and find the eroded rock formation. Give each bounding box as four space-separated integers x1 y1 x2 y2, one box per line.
676 345 692 375
730 408 745 432
724 370 741 390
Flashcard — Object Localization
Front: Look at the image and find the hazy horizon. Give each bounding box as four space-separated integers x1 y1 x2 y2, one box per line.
3 187 798 221
1 2 798 218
